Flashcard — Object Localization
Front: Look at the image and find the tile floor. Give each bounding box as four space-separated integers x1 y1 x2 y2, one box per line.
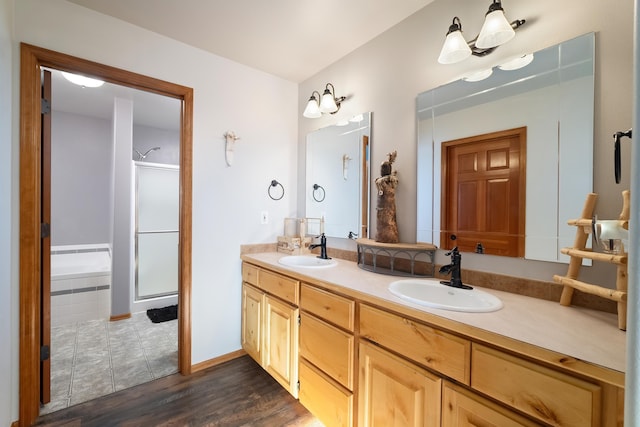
41 312 178 415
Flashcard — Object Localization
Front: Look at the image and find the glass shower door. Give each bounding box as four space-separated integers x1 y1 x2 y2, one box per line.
135 163 179 300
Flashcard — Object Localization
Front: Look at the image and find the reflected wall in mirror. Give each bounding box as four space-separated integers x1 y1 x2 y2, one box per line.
417 33 594 263
306 113 371 239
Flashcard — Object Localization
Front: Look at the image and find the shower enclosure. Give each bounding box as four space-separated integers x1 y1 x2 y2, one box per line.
135 162 179 300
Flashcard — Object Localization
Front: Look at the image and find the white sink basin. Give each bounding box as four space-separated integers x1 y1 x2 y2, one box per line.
278 255 337 268
388 279 502 312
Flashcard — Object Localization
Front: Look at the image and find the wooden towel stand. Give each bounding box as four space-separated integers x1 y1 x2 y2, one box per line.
553 190 630 330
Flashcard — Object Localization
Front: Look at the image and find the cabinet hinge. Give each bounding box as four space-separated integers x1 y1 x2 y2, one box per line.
41 98 51 115
40 345 50 361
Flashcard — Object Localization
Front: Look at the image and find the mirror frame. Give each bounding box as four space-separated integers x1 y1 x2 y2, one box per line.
417 33 595 262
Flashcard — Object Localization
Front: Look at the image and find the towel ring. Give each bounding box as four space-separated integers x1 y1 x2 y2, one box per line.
312 184 326 202
268 179 285 200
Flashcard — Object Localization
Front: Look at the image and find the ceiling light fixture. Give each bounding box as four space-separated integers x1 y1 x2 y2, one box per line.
438 0 525 65
61 71 105 88
303 83 346 118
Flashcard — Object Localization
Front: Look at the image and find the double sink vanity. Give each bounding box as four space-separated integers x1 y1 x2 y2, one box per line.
240 252 625 427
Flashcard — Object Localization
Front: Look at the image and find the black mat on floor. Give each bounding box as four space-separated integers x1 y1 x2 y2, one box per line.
147 304 178 323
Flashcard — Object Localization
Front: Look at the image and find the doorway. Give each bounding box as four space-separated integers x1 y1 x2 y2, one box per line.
441 127 526 257
19 43 193 426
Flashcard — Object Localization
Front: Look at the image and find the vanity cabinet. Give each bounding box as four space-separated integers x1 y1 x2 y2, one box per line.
241 263 299 397
298 283 355 427
240 258 624 427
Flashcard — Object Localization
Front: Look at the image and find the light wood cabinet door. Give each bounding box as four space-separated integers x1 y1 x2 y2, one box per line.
442 382 539 427
264 294 299 398
359 341 441 427
299 359 353 427
241 283 263 364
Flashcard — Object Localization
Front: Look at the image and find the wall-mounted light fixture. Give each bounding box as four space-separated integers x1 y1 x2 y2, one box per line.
303 83 346 118
437 0 526 65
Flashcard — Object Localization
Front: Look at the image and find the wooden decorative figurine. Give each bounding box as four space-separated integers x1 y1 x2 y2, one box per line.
375 151 399 243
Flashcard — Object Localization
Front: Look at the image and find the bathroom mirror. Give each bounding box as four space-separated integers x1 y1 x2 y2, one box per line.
417 33 594 262
306 112 371 239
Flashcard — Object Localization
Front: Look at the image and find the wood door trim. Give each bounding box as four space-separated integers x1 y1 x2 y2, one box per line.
19 43 193 426
40 69 52 405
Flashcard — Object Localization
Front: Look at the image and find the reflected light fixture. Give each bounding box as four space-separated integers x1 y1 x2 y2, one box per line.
61 71 104 88
438 0 525 65
303 83 346 118
463 68 493 82
498 53 534 70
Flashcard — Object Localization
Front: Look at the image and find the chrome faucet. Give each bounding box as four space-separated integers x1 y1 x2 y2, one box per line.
309 233 331 260
439 235 472 290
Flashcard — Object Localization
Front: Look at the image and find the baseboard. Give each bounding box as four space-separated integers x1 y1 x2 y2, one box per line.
109 313 132 321
191 349 247 373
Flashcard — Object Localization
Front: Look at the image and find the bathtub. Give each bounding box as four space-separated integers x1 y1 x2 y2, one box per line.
50 245 112 326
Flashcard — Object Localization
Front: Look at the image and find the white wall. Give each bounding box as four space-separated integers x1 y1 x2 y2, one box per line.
298 0 634 285
4 0 298 422
133 124 180 165
0 0 15 424
51 111 112 246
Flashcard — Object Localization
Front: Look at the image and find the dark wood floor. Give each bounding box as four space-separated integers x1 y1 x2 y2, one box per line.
34 355 322 427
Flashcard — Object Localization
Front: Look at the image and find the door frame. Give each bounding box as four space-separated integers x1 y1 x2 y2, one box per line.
19 43 193 426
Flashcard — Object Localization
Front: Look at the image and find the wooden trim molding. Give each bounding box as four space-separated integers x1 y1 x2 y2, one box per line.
191 349 247 373
19 43 193 427
109 313 132 322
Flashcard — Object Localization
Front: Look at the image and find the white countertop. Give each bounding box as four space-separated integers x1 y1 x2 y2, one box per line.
243 252 626 376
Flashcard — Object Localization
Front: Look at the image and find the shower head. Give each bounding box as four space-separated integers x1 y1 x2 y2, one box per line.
135 146 161 160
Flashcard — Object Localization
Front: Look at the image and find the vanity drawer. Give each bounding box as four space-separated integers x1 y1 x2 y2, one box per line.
299 359 353 427
300 312 354 390
259 269 299 305
242 262 259 286
442 381 540 427
359 304 470 383
301 283 355 331
471 344 602 427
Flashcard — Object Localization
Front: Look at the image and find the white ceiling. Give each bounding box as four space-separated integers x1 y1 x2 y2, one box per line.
53 1 435 130
50 68 181 131
67 0 435 83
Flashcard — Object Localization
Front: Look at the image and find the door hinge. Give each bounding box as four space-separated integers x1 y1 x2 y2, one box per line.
298 315 301 326
41 98 51 115
41 222 50 239
40 345 50 361
297 380 300 391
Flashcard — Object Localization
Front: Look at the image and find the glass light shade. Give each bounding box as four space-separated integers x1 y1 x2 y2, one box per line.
303 97 321 118
438 30 472 64
319 90 339 113
498 53 534 70
476 10 515 49
61 71 104 88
